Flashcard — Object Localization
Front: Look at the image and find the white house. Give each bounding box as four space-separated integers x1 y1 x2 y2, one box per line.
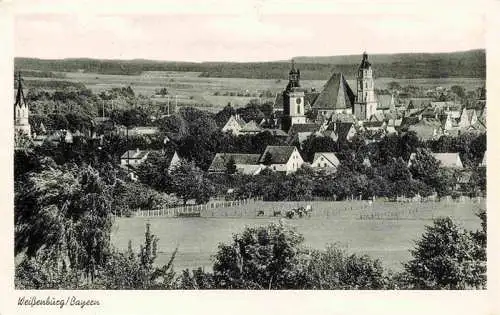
221 114 246 135
311 152 340 172
259 145 304 174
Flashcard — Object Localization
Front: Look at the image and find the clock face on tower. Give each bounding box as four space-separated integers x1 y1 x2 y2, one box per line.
295 98 302 105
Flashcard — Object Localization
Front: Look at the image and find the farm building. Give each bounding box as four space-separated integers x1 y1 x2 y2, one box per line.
208 153 262 175
259 145 304 174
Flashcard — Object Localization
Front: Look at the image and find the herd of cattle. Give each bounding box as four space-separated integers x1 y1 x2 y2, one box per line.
256 205 313 219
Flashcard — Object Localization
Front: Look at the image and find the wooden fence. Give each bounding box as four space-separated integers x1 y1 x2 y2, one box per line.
134 197 263 218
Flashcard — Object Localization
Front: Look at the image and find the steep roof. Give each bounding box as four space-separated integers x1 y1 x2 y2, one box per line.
432 153 463 168
311 73 355 110
14 72 28 110
259 146 298 164
240 120 262 133
313 152 340 167
208 153 261 172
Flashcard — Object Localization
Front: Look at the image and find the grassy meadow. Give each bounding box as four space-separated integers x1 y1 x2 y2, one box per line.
111 200 484 272
23 70 485 112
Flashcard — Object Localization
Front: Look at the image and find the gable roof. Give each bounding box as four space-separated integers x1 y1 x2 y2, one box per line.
259 146 298 164
432 153 463 168
208 153 261 172
223 115 246 130
313 152 340 167
311 73 355 110
240 120 262 133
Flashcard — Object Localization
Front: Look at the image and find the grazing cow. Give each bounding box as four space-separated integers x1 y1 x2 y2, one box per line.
273 210 282 217
305 204 312 217
257 210 265 216
285 210 295 219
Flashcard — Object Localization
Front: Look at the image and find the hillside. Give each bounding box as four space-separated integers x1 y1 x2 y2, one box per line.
15 49 485 80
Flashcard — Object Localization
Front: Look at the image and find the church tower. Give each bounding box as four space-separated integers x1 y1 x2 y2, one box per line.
282 60 306 131
14 72 31 137
354 52 377 121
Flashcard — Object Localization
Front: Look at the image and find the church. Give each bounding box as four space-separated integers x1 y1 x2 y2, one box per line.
14 72 31 137
279 52 379 131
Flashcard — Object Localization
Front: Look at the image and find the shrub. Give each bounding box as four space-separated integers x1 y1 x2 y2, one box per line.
401 215 486 289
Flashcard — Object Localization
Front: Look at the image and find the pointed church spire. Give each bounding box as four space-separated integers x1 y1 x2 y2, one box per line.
15 71 26 109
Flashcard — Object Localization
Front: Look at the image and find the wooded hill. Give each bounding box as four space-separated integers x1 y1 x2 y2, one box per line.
15 49 485 80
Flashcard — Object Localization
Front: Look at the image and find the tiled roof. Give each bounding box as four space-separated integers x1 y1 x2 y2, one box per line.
208 153 261 172
240 120 262 133
311 73 355 110
259 146 298 164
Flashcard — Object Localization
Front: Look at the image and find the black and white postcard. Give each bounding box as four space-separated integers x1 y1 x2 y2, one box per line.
1 0 498 314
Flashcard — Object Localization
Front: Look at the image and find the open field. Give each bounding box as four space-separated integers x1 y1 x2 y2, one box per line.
111 200 484 272
23 70 485 112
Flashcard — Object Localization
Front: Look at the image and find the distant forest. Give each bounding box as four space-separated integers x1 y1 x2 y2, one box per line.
15 49 485 80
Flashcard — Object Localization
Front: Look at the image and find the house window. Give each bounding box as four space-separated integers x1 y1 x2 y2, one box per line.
297 105 301 114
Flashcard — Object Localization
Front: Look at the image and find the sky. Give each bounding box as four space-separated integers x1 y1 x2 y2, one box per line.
13 0 487 62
